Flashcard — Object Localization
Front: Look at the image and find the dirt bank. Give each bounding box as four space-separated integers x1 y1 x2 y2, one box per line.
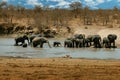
0 57 120 80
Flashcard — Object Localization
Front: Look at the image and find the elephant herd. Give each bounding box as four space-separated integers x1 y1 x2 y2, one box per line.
14 33 117 48
64 34 117 48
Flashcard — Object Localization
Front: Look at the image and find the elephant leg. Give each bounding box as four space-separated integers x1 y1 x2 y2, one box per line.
22 40 25 45
68 44 71 47
90 42 92 46
15 40 18 46
72 41 75 48
113 41 115 47
109 42 111 47
94 43 97 48
98 42 102 48
76 42 79 48
33 42 37 47
83 41 85 47
40 43 43 48
70 44 72 47
79 43 82 48
53 43 55 47
105 43 109 48
86 42 89 47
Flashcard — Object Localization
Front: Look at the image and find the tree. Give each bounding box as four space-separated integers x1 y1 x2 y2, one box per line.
69 2 82 18
0 1 7 9
83 6 92 25
34 5 42 13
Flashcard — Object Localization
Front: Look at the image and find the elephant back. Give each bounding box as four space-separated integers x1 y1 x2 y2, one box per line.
29 35 36 42
103 37 109 43
92 35 101 41
86 35 94 42
74 34 85 39
32 37 47 43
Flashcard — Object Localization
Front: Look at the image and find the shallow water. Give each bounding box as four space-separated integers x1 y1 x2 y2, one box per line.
0 38 120 59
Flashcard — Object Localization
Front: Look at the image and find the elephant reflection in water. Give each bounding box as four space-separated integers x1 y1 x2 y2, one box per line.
32 37 51 48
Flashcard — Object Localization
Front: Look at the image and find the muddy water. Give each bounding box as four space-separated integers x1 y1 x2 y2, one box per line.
0 38 120 59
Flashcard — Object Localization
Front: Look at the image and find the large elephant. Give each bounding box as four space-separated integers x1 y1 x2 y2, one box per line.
85 35 94 47
32 37 51 48
74 34 85 48
102 37 110 48
14 34 29 46
107 34 117 48
64 37 76 48
92 35 102 48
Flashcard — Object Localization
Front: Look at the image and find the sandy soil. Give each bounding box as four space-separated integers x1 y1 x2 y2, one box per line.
0 57 120 80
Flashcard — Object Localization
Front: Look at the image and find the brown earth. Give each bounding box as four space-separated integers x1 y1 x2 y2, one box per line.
0 57 120 80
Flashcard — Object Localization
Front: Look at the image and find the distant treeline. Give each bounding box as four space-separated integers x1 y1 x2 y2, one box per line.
0 1 120 34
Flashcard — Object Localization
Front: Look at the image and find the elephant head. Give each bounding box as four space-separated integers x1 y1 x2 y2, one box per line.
32 37 51 48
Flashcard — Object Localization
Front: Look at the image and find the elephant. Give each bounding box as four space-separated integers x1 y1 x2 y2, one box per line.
14 34 29 46
74 34 85 48
107 34 117 48
85 35 94 46
74 38 84 48
92 35 102 48
102 37 110 48
64 39 73 48
53 41 62 47
64 37 76 48
84 38 91 47
32 37 51 48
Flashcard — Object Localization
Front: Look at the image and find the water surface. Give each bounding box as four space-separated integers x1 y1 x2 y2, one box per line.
0 38 120 59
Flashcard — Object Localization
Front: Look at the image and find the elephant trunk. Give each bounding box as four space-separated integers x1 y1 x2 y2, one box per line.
47 41 52 48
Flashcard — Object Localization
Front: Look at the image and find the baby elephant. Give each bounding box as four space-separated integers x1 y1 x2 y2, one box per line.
53 41 62 47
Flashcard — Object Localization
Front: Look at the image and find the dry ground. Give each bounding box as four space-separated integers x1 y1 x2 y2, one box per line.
0 57 120 80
